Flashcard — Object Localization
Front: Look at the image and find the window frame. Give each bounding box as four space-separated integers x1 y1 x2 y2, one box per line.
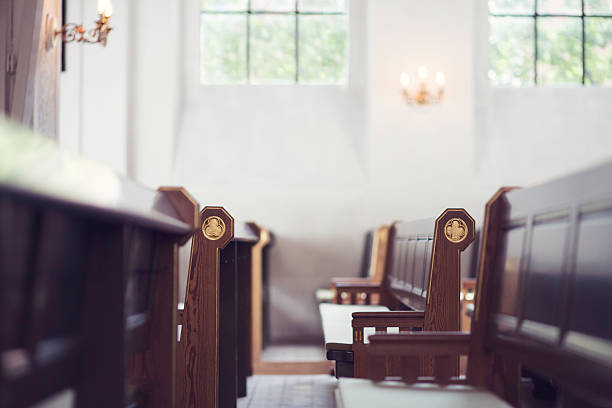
489 0 612 85
200 0 348 84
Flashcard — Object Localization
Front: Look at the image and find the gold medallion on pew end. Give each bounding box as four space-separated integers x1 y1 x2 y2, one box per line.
202 215 226 240
444 218 468 243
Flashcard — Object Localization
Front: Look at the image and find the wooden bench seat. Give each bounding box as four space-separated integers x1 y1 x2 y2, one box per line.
337 161 612 408
320 304 390 350
322 209 475 378
316 229 377 304
337 378 510 408
331 225 391 304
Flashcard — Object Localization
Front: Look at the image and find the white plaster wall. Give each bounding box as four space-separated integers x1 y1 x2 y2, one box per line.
174 0 370 341
58 0 129 174
57 0 612 342
58 0 181 184
473 1 612 190
173 0 484 341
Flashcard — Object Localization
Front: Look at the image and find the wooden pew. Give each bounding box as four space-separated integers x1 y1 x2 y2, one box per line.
459 231 479 334
315 228 382 304
321 209 475 379
177 208 259 408
337 162 612 407
330 225 391 305
246 222 271 372
234 222 260 398
0 120 198 408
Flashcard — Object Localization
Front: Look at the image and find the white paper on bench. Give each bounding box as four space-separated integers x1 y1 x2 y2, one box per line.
337 378 511 408
319 303 393 346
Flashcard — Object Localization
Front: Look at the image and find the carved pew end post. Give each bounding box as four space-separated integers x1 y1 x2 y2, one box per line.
179 207 234 408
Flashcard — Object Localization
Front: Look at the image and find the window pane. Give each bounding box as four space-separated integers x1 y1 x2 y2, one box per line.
537 17 582 85
251 0 295 12
298 0 346 13
200 14 247 84
537 0 581 15
250 15 296 83
489 17 535 86
488 0 534 14
585 0 612 15
298 15 348 84
585 18 612 85
201 0 247 11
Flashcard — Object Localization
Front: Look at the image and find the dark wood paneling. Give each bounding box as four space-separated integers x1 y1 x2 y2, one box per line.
219 242 237 408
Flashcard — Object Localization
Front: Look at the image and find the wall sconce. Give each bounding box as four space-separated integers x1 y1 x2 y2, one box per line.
400 66 445 105
49 0 113 48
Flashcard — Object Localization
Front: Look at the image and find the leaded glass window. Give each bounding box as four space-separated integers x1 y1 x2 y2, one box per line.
200 0 349 84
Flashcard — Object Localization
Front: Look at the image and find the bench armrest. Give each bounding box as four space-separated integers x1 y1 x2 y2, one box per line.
368 331 471 356
333 282 383 304
330 277 373 285
351 311 425 344
352 311 425 329
364 332 472 382
334 282 381 290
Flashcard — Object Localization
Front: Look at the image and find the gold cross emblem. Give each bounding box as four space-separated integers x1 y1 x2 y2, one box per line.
202 216 226 241
444 218 468 243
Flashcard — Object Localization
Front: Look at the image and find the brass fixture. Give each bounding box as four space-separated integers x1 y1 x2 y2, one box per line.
54 0 113 46
400 66 445 105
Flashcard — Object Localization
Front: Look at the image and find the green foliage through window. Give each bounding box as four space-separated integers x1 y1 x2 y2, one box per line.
200 0 348 84
489 0 612 86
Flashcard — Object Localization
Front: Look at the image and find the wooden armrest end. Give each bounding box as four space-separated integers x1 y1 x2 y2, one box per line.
351 311 425 329
368 332 471 355
331 277 372 285
334 282 382 291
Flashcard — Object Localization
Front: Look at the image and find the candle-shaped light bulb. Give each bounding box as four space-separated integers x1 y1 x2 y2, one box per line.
97 0 113 17
418 65 428 80
436 72 445 86
104 2 113 17
400 72 410 89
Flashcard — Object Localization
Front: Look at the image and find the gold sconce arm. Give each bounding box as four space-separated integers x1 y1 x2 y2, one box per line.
400 67 445 106
401 85 444 105
46 1 113 50
55 15 112 46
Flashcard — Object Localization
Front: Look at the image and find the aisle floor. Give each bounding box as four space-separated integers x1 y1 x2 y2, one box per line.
238 375 337 408
260 344 325 362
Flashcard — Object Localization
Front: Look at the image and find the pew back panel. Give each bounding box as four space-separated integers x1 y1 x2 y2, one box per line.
324 209 475 379
0 120 198 408
331 225 390 305
365 163 612 407
477 165 612 405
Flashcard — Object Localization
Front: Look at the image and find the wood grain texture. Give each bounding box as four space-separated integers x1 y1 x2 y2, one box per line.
420 209 475 375
158 187 200 244
246 223 270 366
0 150 196 407
331 226 390 305
467 188 516 393
236 242 253 397
75 224 125 408
252 361 332 375
364 189 519 403
218 242 238 408
343 209 475 379
130 236 179 408
179 207 234 408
